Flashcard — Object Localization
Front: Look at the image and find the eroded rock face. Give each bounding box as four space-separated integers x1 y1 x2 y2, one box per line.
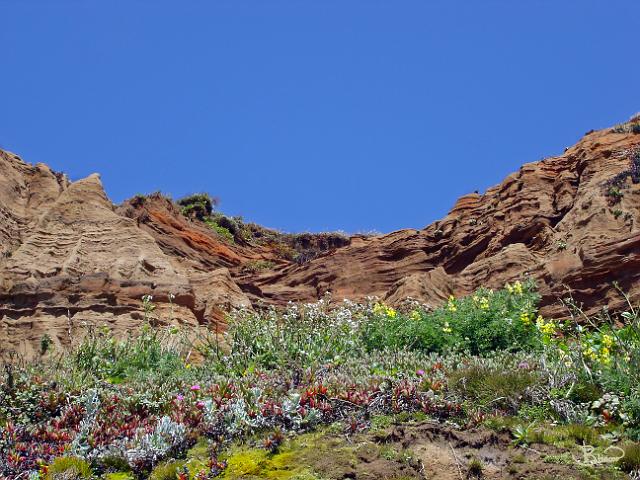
1 124 639 356
0 151 250 357
246 128 640 318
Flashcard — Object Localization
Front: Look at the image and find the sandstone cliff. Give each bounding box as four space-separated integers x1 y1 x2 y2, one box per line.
1 118 639 356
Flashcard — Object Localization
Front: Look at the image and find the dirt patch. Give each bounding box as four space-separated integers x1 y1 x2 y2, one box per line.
220 422 625 479
374 422 623 480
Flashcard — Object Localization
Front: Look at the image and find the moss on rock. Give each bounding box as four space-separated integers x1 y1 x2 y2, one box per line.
103 473 135 480
219 429 421 480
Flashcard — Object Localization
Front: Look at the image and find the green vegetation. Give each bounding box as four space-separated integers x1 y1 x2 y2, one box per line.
204 217 235 243
175 193 350 261
611 113 640 135
177 193 216 221
449 365 540 412
46 457 92 479
618 442 640 472
148 461 185 480
467 456 484 478
607 186 624 203
604 146 640 206
70 321 186 383
362 281 540 355
2 281 640 478
241 259 276 274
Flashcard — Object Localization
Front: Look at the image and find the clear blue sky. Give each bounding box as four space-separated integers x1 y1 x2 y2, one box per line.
1 1 639 233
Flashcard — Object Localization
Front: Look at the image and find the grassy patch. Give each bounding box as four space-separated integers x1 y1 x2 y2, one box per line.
618 441 640 472
449 365 540 412
241 259 276 273
45 457 92 479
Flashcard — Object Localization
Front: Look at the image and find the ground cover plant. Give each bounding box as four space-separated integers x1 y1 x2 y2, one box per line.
2 281 640 479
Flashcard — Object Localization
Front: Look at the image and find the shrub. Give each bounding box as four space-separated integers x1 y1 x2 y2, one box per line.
217 281 541 378
632 148 640 183
220 299 364 374
99 455 132 475
363 280 540 355
131 194 147 206
623 391 640 440
204 218 235 243
603 147 640 203
213 215 240 237
362 307 452 354
612 114 640 134
177 193 216 221
71 322 185 382
539 287 640 430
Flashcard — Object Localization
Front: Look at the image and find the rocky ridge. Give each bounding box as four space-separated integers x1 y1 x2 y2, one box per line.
1 118 639 356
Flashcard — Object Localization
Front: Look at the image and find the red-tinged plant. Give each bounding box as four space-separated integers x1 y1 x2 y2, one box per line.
262 429 285 453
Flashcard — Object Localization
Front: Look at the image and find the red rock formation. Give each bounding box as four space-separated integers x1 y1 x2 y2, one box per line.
1 121 639 356
247 127 640 318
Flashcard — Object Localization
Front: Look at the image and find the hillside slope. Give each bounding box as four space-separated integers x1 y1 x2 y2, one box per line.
1 118 639 356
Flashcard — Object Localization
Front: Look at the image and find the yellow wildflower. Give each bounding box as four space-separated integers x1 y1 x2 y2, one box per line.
373 303 386 316
558 350 573 367
410 310 421 321
447 295 457 313
442 321 452 333
602 334 614 349
513 281 523 295
520 311 532 325
479 297 490 310
373 302 396 318
505 283 514 294
599 347 611 364
536 315 555 335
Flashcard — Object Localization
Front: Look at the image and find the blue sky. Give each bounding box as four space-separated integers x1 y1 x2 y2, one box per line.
1 1 639 233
